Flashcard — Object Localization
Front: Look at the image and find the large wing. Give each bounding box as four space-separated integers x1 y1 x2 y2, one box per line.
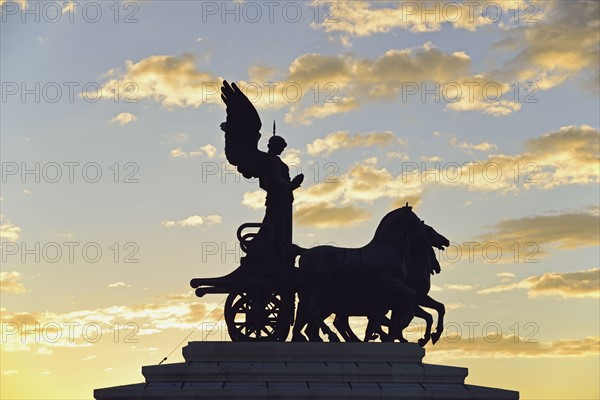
220 81 267 179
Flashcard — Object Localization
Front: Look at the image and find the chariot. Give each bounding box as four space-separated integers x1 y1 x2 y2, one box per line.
190 222 301 342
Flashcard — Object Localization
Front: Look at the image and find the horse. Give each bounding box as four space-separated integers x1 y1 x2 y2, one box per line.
291 204 448 343
309 220 448 346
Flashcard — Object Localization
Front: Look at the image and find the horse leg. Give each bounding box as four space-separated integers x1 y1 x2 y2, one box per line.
364 317 379 342
388 283 417 341
292 294 308 342
334 315 359 342
320 315 341 342
415 306 433 347
305 289 325 342
365 309 392 342
419 295 445 344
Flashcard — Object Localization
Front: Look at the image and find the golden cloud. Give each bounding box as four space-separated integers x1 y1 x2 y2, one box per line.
0 271 27 294
110 112 137 125
294 202 371 228
450 137 498 152
293 158 424 210
161 214 222 228
312 1 598 94
242 190 266 210
498 1 599 91
100 43 481 124
0 214 21 241
0 296 224 350
478 209 599 251
309 0 513 38
281 147 302 167
243 125 596 229
434 125 599 192
170 144 217 159
479 268 599 298
100 53 221 109
307 130 401 156
284 97 359 125
427 334 600 359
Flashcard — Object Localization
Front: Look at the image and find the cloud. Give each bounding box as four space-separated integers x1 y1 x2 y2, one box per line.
170 144 217 158
281 147 302 167
309 1 515 38
454 208 599 264
100 44 483 124
100 53 221 109
476 209 600 251
99 2 598 125
242 190 266 210
36 346 52 355
293 158 425 211
428 334 600 360
162 214 222 228
284 97 359 125
162 132 189 143
450 137 498 152
279 44 525 121
434 125 599 193
496 272 516 278
62 1 76 14
0 296 224 351
294 203 371 228
246 125 596 229
0 214 21 241
2 370 18 375
497 1 600 92
444 284 474 291
110 112 137 125
312 1 598 94
307 130 402 156
479 268 599 298
107 282 131 288
0 271 27 294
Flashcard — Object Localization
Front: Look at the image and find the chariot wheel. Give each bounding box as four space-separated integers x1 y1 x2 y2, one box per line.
225 280 292 342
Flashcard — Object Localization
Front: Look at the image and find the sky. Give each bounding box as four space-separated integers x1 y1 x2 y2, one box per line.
1 0 599 399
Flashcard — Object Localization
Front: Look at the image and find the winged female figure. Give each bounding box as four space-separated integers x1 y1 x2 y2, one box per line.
220 81 304 267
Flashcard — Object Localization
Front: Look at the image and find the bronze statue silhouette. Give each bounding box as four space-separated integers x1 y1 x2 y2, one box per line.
290 205 449 344
220 81 303 267
191 81 449 344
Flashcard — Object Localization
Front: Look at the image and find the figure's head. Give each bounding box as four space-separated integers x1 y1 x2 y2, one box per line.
268 135 287 155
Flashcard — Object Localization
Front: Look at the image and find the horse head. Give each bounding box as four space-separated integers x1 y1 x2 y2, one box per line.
373 203 449 251
422 222 450 250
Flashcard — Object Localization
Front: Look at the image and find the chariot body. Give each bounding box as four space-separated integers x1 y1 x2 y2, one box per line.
190 221 301 342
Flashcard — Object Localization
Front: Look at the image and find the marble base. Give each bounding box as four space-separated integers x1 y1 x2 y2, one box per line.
94 342 519 399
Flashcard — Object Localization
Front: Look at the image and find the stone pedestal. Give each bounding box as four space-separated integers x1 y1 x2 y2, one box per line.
94 342 519 399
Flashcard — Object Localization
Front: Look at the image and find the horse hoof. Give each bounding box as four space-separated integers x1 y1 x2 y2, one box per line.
363 335 376 342
397 335 408 343
431 332 442 345
380 334 394 343
292 334 307 342
328 334 340 343
418 338 429 347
